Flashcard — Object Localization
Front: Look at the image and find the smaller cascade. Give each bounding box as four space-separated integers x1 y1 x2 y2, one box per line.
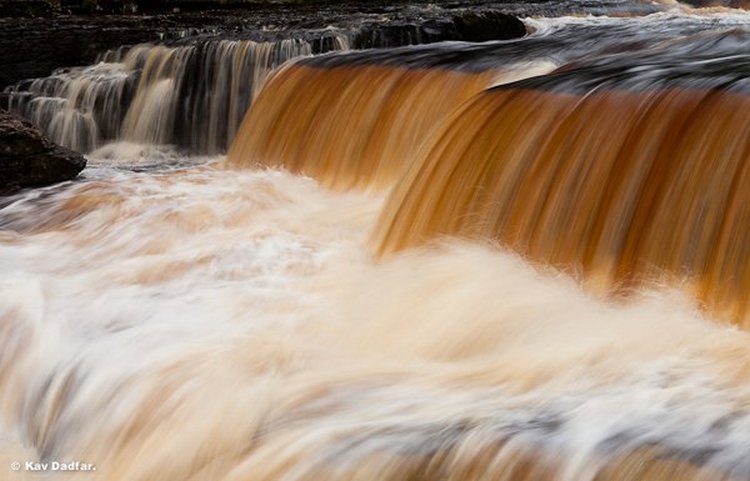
3 34 350 155
176 38 335 154
120 46 193 146
3 62 135 152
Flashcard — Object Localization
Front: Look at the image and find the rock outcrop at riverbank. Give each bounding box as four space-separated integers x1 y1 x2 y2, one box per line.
0 109 86 190
0 3 528 89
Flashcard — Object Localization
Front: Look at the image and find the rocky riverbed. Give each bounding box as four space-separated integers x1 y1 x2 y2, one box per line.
0 2 534 89
1 0 683 90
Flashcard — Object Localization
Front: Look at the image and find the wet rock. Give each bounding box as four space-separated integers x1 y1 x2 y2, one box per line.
0 0 56 17
353 11 526 49
0 109 86 190
453 11 527 42
0 15 208 88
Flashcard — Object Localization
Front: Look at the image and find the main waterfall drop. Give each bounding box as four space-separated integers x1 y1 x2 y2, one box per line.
371 31 750 326
226 21 750 326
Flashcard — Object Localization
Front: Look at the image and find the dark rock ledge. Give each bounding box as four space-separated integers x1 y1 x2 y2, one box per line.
0 109 86 191
0 5 528 89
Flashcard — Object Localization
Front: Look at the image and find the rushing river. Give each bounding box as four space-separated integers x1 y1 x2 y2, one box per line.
4 2 750 480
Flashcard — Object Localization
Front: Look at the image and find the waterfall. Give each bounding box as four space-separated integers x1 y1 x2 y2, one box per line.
372 32 750 326
3 35 350 154
6 6 750 481
227 57 554 189
4 61 135 152
224 25 750 326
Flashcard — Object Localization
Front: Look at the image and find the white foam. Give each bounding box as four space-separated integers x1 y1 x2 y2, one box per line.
1 162 750 480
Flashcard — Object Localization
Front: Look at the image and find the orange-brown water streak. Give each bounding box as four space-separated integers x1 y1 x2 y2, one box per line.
226 63 503 190
374 86 750 326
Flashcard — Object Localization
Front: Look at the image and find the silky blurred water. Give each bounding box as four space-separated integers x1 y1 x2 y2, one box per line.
4 3 750 480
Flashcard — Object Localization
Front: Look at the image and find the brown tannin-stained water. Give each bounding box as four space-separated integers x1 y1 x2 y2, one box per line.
371 29 750 326
6 2 750 481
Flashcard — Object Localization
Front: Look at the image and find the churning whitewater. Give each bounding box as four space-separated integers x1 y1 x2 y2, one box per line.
4 2 750 481
5 151 750 481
